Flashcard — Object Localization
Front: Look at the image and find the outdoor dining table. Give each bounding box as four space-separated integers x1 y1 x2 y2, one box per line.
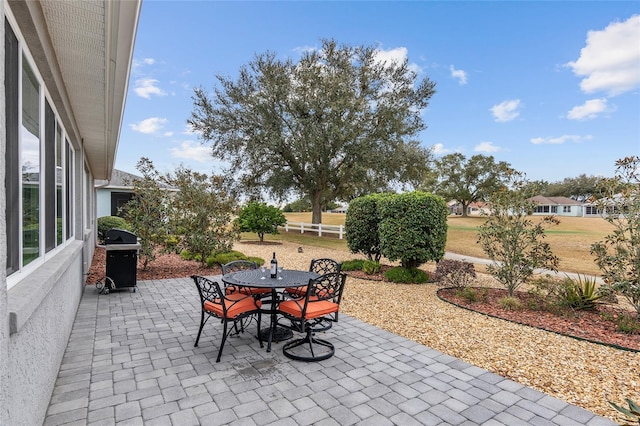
221 268 319 352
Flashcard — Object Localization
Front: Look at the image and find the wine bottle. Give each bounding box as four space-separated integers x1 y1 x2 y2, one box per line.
270 252 278 278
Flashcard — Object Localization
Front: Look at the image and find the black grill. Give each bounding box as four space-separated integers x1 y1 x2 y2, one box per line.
103 229 141 292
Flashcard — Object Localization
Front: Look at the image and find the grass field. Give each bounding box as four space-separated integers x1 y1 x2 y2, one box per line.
254 212 616 277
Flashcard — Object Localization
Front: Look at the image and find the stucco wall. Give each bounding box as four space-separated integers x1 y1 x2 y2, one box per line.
7 242 84 426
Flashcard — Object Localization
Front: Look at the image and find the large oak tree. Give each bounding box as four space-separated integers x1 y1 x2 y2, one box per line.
422 153 511 217
188 39 436 223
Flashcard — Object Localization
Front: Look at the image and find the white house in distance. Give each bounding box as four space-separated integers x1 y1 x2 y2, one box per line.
0 2 141 425
529 195 584 217
96 168 179 218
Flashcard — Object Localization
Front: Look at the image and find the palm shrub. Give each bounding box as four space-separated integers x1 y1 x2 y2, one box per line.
378 191 448 269
560 274 603 311
609 398 640 425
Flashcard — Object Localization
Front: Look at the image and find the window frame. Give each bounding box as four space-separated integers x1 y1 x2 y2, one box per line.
5 13 76 290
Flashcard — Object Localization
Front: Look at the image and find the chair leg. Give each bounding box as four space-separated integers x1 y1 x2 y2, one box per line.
282 328 335 362
194 311 206 347
257 312 264 348
216 321 229 363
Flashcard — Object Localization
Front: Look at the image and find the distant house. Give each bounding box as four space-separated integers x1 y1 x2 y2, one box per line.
96 169 178 218
529 195 583 217
447 200 490 216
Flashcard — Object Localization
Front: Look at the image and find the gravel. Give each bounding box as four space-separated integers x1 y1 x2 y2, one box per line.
235 239 640 423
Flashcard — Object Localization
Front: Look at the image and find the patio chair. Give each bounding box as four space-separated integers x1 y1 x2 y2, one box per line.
285 258 342 298
278 272 347 361
222 260 271 298
191 275 262 362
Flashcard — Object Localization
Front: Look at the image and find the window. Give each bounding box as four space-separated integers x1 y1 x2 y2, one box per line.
550 206 557 214
5 16 75 285
21 56 40 265
563 206 571 213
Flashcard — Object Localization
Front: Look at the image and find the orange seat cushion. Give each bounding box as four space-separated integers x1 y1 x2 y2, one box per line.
285 286 307 297
278 299 338 320
204 297 261 319
239 287 271 295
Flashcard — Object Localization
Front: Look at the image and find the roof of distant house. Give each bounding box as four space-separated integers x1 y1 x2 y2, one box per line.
95 169 178 190
529 195 583 206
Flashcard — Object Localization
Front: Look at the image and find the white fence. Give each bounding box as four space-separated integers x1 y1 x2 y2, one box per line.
282 222 344 239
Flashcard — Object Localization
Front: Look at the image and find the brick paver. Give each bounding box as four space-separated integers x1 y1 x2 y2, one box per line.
44 278 617 425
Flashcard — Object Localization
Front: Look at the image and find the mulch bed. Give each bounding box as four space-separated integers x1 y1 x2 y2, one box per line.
437 287 640 352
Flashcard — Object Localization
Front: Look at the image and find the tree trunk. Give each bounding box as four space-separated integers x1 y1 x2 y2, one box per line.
258 233 264 243
461 201 469 217
311 192 322 224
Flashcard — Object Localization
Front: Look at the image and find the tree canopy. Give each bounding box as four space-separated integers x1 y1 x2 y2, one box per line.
188 39 436 224
421 153 511 216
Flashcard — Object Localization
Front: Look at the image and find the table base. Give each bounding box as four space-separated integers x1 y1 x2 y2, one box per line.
259 326 292 343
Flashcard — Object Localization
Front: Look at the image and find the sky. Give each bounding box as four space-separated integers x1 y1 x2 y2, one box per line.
116 0 640 185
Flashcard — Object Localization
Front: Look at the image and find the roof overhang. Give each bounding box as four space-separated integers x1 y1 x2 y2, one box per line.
8 0 141 180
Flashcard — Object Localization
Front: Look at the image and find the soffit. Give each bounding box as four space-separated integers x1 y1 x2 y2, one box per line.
10 0 141 180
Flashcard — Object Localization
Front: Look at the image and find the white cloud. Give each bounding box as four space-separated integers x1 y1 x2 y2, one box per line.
374 46 423 74
474 142 501 152
130 117 168 134
449 65 468 85
566 14 640 96
566 98 614 120
530 134 593 145
490 99 521 122
134 78 167 99
170 141 211 162
432 143 451 154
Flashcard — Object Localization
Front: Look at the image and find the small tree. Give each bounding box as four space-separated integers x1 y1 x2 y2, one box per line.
236 202 286 243
345 193 389 262
120 158 170 270
378 191 448 269
477 170 559 296
591 156 640 317
165 166 239 265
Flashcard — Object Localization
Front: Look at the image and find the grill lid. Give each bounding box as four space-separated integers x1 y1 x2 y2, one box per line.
104 228 137 244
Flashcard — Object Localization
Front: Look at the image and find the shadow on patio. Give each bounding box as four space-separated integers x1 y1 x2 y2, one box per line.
44 278 616 425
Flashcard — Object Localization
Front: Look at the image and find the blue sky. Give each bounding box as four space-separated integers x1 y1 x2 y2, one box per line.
116 1 640 184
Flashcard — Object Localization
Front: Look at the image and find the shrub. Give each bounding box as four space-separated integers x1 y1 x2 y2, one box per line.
341 259 365 271
384 267 429 284
609 398 640 425
499 296 523 310
97 216 130 244
591 156 640 318
362 260 381 275
180 249 193 261
560 275 603 311
209 250 248 265
434 259 476 289
345 194 389 262
378 191 448 269
478 170 559 296
616 313 640 334
456 287 478 303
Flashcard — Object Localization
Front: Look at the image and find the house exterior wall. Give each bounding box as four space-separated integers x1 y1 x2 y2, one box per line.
0 3 10 424
0 3 98 424
97 188 113 218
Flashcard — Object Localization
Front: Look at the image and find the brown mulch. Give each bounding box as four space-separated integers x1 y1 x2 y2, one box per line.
85 247 222 285
437 287 640 352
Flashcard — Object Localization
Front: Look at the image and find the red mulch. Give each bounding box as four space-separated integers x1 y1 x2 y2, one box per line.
85 247 221 285
437 287 640 351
